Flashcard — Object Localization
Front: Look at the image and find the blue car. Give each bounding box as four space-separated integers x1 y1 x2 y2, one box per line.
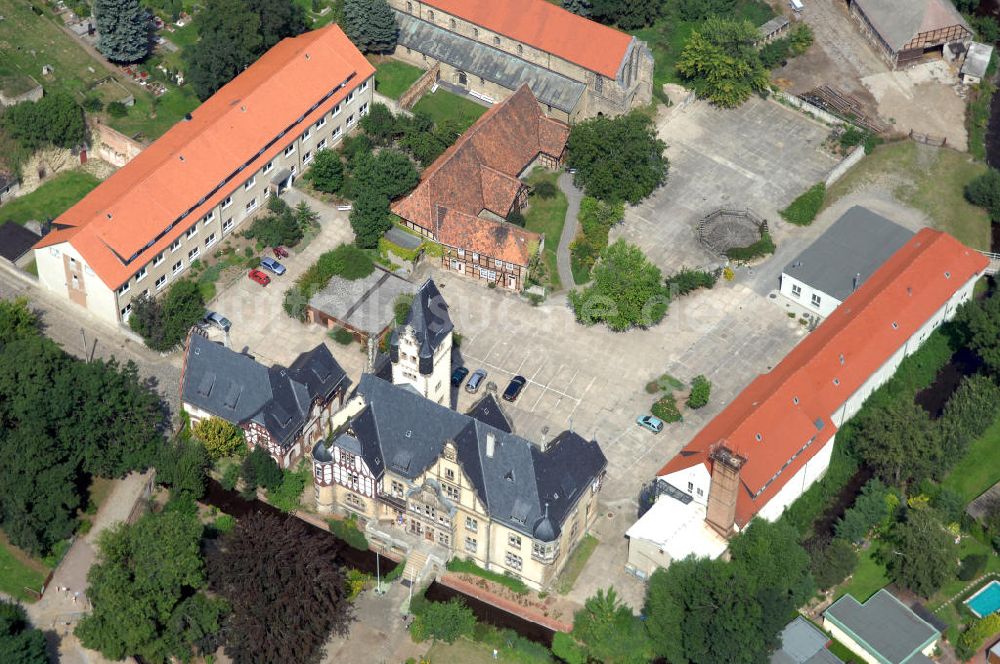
260 256 286 275
636 415 664 433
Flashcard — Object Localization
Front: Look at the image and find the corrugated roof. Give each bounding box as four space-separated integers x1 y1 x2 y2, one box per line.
37 25 373 289
415 0 633 78
658 229 988 527
852 0 969 51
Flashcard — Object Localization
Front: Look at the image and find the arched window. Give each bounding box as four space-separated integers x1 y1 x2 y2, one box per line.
493 36 500 46
427 9 434 20
473 27 479 37
406 1 412 11
458 71 468 86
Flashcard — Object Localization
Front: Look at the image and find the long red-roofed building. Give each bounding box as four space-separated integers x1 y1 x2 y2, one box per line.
626 226 989 578
33 25 374 324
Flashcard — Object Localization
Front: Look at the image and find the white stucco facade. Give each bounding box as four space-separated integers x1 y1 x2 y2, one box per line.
779 272 840 319
391 325 452 406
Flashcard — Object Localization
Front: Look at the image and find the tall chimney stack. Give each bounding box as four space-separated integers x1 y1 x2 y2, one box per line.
705 445 746 537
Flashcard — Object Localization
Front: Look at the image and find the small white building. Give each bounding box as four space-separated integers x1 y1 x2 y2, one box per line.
780 206 913 319
962 41 994 84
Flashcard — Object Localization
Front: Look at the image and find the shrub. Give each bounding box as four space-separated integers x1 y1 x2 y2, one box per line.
964 168 1000 220
940 374 1000 459
958 553 988 581
664 268 717 296
330 327 355 345
569 240 669 331
267 463 311 513
106 101 128 118
394 293 413 324
957 613 1000 660
445 558 529 594
384 558 405 582
192 417 246 460
409 598 476 644
83 96 104 112
240 447 282 495
306 149 345 194
810 539 858 590
532 179 558 199
686 375 711 409
328 516 369 551
128 280 205 351
221 463 240 491
724 231 775 262
214 514 236 534
780 182 826 226
242 198 305 248
652 393 682 423
507 208 526 227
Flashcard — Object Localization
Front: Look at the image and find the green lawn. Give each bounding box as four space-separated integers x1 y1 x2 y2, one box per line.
824 140 992 250
163 21 199 49
412 89 488 134
523 170 567 290
108 85 201 141
0 171 101 225
836 545 889 603
373 60 425 100
941 414 1000 504
0 535 49 602
555 534 599 595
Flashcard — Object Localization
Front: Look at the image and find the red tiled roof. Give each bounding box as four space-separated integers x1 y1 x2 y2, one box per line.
391 85 567 265
435 207 538 265
36 25 373 289
418 0 633 79
658 228 989 528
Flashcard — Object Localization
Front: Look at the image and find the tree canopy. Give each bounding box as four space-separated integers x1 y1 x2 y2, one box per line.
129 279 205 351
306 149 345 194
192 417 245 460
95 0 152 63
569 239 670 331
0 599 47 664
184 0 263 100
1 93 87 151
344 0 398 53
848 398 942 486
207 512 354 664
677 16 770 108
246 0 306 51
887 508 956 597
566 111 668 204
957 289 1000 376
964 168 1000 220
76 510 225 663
563 588 652 663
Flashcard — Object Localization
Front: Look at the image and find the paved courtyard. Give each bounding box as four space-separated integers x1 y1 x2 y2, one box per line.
614 96 840 275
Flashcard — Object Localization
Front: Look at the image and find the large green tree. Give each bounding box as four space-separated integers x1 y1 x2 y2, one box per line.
964 168 1000 220
569 239 669 331
677 16 770 108
565 588 652 663
344 0 398 53
246 0 306 51
184 0 263 100
592 0 660 29
957 289 1000 376
888 508 956 597
129 279 205 351
95 0 152 63
306 149 345 193
1 93 87 151
0 599 47 664
849 397 943 486
207 512 354 664
566 111 667 204
76 510 225 663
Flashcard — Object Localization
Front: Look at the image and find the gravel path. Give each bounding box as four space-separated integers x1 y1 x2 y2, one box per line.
555 171 583 291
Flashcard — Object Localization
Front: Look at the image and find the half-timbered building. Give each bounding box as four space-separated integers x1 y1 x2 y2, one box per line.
181 332 350 468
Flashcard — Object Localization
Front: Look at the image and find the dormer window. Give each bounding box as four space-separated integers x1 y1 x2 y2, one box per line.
755 433 762 442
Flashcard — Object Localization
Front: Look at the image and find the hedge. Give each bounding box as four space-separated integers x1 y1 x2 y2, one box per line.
445 557 529 595
652 393 682 423
957 612 1000 659
686 375 711 409
725 231 776 262
665 268 717 296
781 183 826 226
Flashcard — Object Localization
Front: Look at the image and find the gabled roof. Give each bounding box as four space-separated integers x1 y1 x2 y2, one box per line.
389 279 453 374
319 374 607 541
852 0 969 51
36 24 373 289
415 0 634 79
0 221 40 262
825 590 939 663
182 334 349 449
658 229 988 528
391 85 566 261
435 208 537 266
466 393 514 433
783 206 914 304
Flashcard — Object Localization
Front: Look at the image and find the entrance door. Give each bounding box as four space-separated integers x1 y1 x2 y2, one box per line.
425 529 433 541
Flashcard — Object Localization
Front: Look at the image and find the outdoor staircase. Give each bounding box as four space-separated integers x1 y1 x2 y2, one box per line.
400 549 428 587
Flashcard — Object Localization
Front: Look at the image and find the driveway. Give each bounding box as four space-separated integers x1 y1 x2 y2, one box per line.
208 188 368 379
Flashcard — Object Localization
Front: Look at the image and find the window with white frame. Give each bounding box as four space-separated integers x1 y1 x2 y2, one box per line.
493 36 500 46
811 293 821 307
444 484 460 501
791 284 801 297
245 198 257 213
188 247 200 261
318 138 327 149
136 266 147 281
223 218 234 232
153 252 164 267
302 127 311 141
244 176 256 190
205 233 217 247
120 303 131 318
347 90 355 103
222 195 233 209
508 533 521 549
202 210 215 225
284 144 295 157
303 150 313 164
263 160 274 174
332 103 342 116
505 552 522 571
117 281 130 295
331 126 341 139
346 114 355 127
170 238 181 252
172 260 183 275
263 187 271 199
359 102 368 116
155 275 167 290
185 225 198 239
316 116 327 128
465 516 478 532
465 537 477 554
359 80 368 91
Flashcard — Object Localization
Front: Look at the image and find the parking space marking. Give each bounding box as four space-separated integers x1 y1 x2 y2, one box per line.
461 352 583 406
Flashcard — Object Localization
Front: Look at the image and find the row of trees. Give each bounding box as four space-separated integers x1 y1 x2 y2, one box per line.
0 299 165 555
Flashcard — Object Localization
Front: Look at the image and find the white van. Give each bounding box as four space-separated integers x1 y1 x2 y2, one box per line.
789 0 804 12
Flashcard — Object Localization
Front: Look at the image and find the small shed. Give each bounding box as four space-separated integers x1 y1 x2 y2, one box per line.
0 221 41 268
962 41 994 84
758 15 791 46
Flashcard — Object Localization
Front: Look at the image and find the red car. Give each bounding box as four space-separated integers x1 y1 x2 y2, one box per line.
272 246 289 258
248 269 271 286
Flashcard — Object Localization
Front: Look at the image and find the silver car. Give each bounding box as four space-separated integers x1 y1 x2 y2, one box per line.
465 368 487 393
204 311 232 332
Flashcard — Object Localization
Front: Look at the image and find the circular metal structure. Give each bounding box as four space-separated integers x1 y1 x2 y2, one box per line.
696 207 768 257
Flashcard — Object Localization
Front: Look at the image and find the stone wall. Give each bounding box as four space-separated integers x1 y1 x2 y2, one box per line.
399 61 440 109
825 145 865 188
91 122 145 167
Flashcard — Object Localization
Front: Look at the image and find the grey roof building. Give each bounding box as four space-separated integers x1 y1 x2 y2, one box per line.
181 333 350 456
0 221 40 264
389 279 453 375
307 267 416 341
781 206 913 317
467 393 514 434
823 590 939 664
849 0 971 68
315 374 607 543
771 617 843 664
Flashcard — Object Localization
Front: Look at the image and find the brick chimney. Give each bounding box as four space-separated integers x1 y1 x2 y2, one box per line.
705 445 746 537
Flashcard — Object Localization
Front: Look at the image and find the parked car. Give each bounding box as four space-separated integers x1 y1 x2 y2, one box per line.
636 415 664 434
451 366 470 387
260 257 286 275
465 368 487 394
503 375 527 402
272 246 289 258
204 310 232 332
248 269 271 286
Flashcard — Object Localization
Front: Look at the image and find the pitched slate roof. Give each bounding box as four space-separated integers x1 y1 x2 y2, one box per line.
322 374 606 541
466 393 514 433
783 206 914 304
0 221 40 262
391 85 566 262
396 14 586 113
36 24 373 289
852 0 969 51
389 279 453 374
825 590 939 664
182 334 349 449
658 229 988 528
414 0 634 78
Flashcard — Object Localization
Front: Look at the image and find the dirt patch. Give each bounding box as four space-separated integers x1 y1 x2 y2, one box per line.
861 61 969 150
